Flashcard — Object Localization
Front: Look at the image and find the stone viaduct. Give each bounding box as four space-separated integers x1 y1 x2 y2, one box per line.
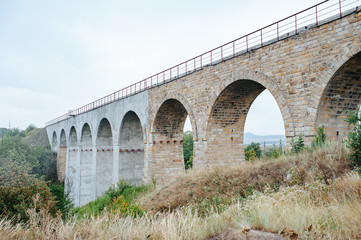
46 1 361 206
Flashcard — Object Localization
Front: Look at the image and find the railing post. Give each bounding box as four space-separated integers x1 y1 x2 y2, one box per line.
200 55 202 68
163 72 165 84
295 15 297 34
185 61 187 73
221 46 223 61
260 30 263 47
210 51 212 65
194 58 196 71
233 41 235 57
339 0 342 18
246 35 248 52
316 6 318 27
177 65 179 78
277 22 279 40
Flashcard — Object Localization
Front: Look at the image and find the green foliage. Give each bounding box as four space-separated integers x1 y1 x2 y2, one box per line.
183 131 193 169
345 110 361 170
0 162 57 222
49 182 73 218
245 148 257 161
269 144 282 158
312 126 327 149
0 128 57 182
72 180 150 219
291 135 305 153
263 139 283 159
245 142 262 161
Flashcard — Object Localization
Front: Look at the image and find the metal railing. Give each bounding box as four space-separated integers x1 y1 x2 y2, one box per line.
46 0 360 127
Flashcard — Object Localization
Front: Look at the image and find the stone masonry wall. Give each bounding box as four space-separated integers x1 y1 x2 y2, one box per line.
146 10 361 182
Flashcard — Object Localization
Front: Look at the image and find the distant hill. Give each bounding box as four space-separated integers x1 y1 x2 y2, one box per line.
23 128 50 147
244 132 286 146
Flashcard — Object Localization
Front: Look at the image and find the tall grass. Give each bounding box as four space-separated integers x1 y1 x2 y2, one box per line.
1 143 359 239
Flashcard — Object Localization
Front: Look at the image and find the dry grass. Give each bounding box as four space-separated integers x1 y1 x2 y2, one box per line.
1 143 359 239
141 143 350 212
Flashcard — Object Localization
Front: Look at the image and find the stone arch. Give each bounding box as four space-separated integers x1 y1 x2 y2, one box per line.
60 129 67 147
151 92 198 140
118 111 144 184
96 118 113 197
316 50 361 141
52 131 58 147
206 79 276 164
149 98 193 181
79 123 93 205
206 69 294 139
81 123 92 146
67 126 78 203
69 127 77 147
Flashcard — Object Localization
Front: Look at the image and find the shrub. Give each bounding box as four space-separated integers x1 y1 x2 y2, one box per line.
72 180 149 219
245 142 262 160
345 110 361 170
312 126 327 149
291 135 305 153
49 182 73 218
183 131 193 169
0 162 57 222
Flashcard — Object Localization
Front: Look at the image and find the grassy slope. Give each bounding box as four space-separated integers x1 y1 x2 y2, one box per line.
141 143 350 212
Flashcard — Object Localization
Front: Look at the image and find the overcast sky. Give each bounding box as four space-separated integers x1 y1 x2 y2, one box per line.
0 0 320 135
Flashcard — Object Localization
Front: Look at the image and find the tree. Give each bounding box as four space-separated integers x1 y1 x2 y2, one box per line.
291 135 305 153
345 110 361 170
245 142 262 161
311 126 327 149
183 131 193 169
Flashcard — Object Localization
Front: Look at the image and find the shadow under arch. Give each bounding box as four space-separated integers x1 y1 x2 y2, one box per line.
149 98 194 181
205 78 287 164
52 131 58 148
79 123 93 205
206 69 294 140
96 118 113 197
118 111 144 184
316 51 361 140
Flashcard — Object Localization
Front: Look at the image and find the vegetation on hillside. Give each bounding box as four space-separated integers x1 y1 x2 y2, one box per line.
1 109 361 239
0 126 71 222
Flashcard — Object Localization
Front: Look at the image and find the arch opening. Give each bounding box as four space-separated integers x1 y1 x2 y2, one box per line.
206 79 286 163
67 126 78 203
79 123 93 205
316 52 361 141
60 129 67 147
244 90 286 159
96 118 113 197
118 111 144 184
151 99 191 180
52 131 58 147
57 129 67 183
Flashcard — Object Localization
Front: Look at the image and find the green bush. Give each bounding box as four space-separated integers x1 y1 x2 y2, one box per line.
291 135 305 153
183 131 193 169
312 126 327 149
0 163 57 222
49 182 73 218
245 142 262 160
345 110 361 170
72 180 150 219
